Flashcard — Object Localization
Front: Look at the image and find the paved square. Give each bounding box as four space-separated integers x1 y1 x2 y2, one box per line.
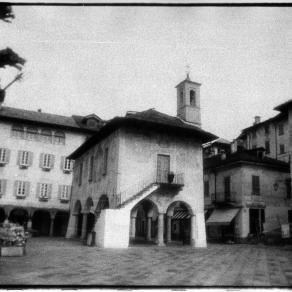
0 237 292 286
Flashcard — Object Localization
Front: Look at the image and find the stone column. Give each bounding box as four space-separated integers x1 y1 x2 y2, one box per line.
49 212 56 237
81 213 88 240
190 215 196 247
65 214 77 239
166 215 172 243
157 213 165 246
130 215 136 239
147 216 152 241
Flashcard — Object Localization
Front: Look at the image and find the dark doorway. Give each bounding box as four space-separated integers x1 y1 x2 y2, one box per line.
171 206 191 244
249 208 265 236
9 208 28 226
77 213 83 237
86 213 95 236
32 210 51 236
0 208 6 223
53 211 69 237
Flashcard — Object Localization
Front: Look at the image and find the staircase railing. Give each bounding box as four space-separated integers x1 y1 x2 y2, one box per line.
114 173 157 208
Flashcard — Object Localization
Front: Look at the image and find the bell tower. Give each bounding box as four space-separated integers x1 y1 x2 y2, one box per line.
175 73 201 127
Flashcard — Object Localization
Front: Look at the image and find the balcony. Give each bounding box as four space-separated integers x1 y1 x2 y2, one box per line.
156 171 184 188
211 192 238 205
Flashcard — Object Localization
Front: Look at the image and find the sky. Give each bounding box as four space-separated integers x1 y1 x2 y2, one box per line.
2 5 292 140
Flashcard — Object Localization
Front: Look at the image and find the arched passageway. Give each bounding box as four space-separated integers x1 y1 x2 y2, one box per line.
53 211 69 237
130 199 158 244
0 208 6 223
166 201 192 245
9 208 28 226
32 210 51 236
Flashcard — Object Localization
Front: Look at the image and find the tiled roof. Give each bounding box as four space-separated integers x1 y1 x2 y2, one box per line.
69 108 217 159
239 112 286 134
204 149 289 171
274 99 292 112
0 106 102 133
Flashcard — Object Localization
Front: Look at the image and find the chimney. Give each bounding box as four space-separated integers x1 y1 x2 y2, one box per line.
254 116 261 125
37 109 42 113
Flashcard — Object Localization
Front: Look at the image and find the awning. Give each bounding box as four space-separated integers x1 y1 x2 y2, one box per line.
172 211 191 219
206 208 240 226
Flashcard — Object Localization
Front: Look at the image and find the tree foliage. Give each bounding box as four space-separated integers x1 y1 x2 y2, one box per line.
0 4 14 23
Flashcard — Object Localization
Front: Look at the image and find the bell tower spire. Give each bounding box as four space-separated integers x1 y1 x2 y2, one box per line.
175 72 201 127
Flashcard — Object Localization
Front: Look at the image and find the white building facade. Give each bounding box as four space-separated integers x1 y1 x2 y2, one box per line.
0 107 102 236
66 77 217 248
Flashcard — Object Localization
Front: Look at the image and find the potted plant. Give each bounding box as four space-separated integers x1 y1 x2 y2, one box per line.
168 171 175 183
0 222 29 256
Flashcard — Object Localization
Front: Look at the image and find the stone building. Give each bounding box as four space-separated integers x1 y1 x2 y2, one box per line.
236 110 289 162
66 76 216 248
0 106 102 236
204 148 291 242
203 137 231 158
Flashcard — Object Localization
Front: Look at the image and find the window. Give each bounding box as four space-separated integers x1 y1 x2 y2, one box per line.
190 90 196 106
286 179 291 199
280 144 285 155
40 153 54 170
264 124 270 135
40 129 52 143
59 185 71 202
0 148 9 165
180 88 183 105
204 181 209 197
11 124 24 138
252 131 257 139
265 141 270 154
89 155 94 182
38 183 51 201
26 127 38 140
54 131 65 145
252 175 260 196
18 150 32 168
78 163 83 186
279 123 284 136
0 179 7 196
14 181 29 198
102 148 108 175
224 176 231 201
62 157 73 173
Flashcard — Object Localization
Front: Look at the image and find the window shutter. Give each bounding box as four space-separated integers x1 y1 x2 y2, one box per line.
17 150 22 166
50 155 55 169
48 184 52 199
28 152 33 166
70 160 75 171
14 180 19 196
4 149 10 163
39 153 44 168
68 186 72 199
36 183 41 198
58 185 62 199
25 182 30 197
60 156 65 170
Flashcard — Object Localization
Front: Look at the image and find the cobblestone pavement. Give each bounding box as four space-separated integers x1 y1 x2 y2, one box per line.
0 237 292 287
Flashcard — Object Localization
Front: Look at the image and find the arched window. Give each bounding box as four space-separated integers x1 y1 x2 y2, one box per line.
12 124 24 138
40 129 52 143
190 90 196 106
54 131 65 145
27 127 38 140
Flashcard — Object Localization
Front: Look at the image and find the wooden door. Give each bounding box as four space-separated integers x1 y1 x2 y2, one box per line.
157 154 170 183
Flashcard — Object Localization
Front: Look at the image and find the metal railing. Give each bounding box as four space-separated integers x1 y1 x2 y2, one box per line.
156 170 185 186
